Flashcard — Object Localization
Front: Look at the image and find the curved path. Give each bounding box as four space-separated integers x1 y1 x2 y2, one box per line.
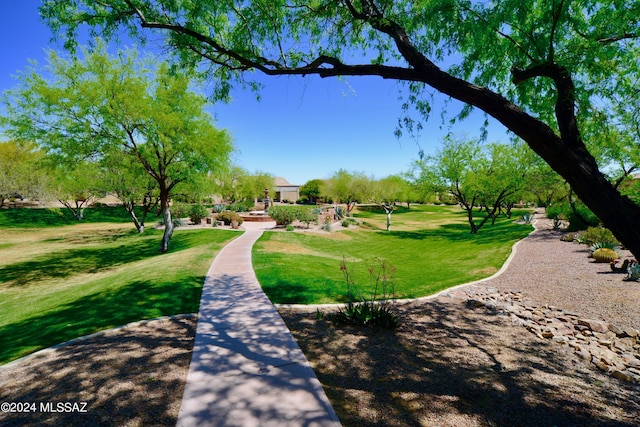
177 222 341 427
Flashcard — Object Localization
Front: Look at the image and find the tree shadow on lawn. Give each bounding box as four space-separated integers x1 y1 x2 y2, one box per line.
377 222 532 245
0 206 158 228
281 300 640 426
262 279 346 305
0 276 204 364
0 316 195 427
0 230 205 287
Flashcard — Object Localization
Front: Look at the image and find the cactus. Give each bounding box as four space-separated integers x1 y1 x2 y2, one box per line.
592 248 619 263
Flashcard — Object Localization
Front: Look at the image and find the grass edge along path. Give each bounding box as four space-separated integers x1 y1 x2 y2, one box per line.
253 205 533 305
0 218 239 365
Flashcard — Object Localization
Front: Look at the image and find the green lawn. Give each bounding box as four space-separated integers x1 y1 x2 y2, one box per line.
0 207 238 364
253 205 533 304
1 204 532 364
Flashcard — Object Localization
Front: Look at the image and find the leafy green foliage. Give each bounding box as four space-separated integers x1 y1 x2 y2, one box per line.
268 205 318 227
268 206 299 226
38 0 640 258
546 202 600 231
1 43 232 252
215 211 243 226
580 227 619 247
0 140 49 207
189 204 210 224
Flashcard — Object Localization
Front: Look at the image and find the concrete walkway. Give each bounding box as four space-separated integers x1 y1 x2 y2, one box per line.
177 222 341 427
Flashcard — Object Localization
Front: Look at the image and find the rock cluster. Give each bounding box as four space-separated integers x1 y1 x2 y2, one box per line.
460 286 640 383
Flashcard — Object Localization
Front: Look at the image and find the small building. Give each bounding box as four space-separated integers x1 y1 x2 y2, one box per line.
274 177 300 203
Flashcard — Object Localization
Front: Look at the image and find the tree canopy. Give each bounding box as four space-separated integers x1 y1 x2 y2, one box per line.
0 140 49 208
1 43 233 252
39 0 640 257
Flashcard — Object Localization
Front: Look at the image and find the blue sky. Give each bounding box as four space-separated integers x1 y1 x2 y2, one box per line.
1 0 509 185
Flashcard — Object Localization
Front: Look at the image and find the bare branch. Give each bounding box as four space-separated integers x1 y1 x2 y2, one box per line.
598 33 638 44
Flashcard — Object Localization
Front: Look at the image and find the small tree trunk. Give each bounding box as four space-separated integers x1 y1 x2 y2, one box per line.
159 191 173 253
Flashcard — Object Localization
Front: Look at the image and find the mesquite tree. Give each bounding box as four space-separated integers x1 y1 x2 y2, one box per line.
2 44 232 252
41 0 640 257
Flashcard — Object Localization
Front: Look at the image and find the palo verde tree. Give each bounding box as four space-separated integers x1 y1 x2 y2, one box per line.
326 169 369 214
365 175 409 231
99 149 159 233
48 159 102 220
416 135 528 234
0 140 49 208
41 0 640 258
1 44 232 252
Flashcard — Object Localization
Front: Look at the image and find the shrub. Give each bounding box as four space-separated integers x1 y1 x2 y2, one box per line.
215 211 243 225
579 226 619 247
286 224 294 231
227 200 253 212
170 202 190 219
296 208 317 228
189 204 209 224
547 202 599 231
268 206 298 226
341 218 358 228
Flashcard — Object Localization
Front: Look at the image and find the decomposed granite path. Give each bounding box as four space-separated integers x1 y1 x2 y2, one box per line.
176 222 341 427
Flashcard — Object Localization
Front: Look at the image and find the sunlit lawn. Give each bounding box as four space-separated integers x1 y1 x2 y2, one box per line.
253 204 533 304
0 207 238 364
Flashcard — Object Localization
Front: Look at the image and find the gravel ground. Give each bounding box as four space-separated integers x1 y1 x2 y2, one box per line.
1 214 639 426
477 216 639 331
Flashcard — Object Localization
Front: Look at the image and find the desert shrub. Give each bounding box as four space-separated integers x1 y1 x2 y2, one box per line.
341 218 358 228
579 226 619 247
212 204 226 213
227 200 254 212
296 196 309 205
439 193 458 205
189 204 209 224
547 202 598 231
268 206 298 226
170 202 190 219
296 208 317 228
215 211 243 225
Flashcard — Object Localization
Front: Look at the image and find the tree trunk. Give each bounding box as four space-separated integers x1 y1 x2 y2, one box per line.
159 191 173 253
123 202 145 233
409 66 640 258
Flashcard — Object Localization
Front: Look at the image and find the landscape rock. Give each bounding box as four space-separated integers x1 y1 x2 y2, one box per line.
463 287 640 383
